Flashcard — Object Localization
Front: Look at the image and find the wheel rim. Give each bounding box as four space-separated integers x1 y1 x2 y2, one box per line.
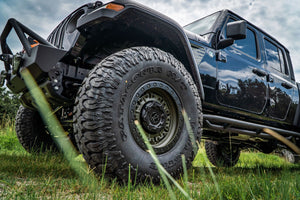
129 81 183 154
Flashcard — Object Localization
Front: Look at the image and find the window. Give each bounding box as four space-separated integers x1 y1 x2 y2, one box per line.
278 48 288 75
232 28 257 58
222 18 258 59
264 39 288 74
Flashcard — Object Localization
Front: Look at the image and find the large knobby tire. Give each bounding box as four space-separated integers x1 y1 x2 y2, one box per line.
205 140 240 167
73 47 202 182
15 105 58 153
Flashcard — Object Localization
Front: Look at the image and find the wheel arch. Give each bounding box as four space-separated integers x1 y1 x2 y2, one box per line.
74 0 205 100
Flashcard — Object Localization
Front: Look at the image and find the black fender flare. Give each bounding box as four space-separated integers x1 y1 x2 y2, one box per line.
76 0 205 100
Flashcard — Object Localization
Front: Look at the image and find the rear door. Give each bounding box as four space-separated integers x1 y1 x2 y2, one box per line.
216 17 268 114
263 37 295 120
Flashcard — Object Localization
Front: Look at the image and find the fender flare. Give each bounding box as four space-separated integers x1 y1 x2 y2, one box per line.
77 0 205 100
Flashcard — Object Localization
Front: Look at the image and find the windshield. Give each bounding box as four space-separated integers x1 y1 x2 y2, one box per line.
184 12 220 36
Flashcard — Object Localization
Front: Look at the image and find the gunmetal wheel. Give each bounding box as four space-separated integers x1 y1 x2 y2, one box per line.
129 81 183 154
74 47 202 182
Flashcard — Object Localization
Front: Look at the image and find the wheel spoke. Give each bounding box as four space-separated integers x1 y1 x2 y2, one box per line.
129 81 183 154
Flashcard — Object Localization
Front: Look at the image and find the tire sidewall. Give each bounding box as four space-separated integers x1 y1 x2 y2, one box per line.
205 141 240 167
15 105 57 152
109 58 199 175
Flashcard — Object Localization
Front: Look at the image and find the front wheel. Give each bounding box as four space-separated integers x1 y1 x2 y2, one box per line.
15 105 58 153
73 47 202 182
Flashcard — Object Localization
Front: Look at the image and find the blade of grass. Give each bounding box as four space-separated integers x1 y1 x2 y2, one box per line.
181 155 190 197
246 180 256 200
135 120 192 200
133 165 138 187
134 120 176 200
182 109 222 200
128 164 131 200
182 110 197 154
20 68 99 191
100 156 108 188
202 149 222 200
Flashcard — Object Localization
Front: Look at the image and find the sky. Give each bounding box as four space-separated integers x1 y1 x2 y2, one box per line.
0 0 300 80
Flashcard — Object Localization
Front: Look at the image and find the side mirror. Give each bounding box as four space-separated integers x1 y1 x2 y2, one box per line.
227 20 246 40
217 38 234 49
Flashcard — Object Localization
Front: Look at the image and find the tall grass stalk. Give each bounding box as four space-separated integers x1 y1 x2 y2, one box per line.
182 110 197 154
182 109 222 200
20 68 99 191
134 120 191 200
181 155 190 197
127 164 132 200
134 120 176 200
205 156 222 200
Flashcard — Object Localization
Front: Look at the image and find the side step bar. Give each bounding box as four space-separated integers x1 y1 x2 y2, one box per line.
204 114 300 139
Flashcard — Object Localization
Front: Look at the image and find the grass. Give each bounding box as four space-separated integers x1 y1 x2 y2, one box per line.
1 120 300 199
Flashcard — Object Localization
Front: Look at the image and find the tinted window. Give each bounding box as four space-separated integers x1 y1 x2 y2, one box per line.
232 28 257 58
264 39 287 74
278 48 288 75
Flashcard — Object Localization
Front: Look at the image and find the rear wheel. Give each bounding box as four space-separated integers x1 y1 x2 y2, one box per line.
205 140 240 167
15 105 58 153
280 149 300 163
73 47 202 182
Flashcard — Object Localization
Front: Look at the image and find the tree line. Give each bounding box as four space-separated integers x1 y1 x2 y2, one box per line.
0 87 20 122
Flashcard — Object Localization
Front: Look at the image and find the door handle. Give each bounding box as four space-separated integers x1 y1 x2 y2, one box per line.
216 51 227 63
281 82 293 89
252 68 267 77
267 74 274 83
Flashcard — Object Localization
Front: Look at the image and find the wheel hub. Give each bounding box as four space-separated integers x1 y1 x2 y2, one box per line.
129 81 184 154
141 101 167 134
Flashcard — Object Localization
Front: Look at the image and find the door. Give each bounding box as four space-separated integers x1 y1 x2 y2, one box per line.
216 22 268 114
263 38 294 120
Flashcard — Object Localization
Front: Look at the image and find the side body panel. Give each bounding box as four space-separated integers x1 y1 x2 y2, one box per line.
189 10 300 131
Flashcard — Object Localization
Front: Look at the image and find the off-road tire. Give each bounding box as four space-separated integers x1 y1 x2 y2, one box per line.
205 140 240 167
73 46 202 182
15 105 57 153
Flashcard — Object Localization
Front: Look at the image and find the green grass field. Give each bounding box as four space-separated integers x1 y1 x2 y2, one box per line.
1 121 300 200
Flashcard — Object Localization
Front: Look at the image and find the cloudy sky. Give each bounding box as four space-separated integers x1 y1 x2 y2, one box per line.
0 0 300 80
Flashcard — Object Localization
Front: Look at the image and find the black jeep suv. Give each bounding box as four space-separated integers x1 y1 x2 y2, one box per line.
1 0 299 182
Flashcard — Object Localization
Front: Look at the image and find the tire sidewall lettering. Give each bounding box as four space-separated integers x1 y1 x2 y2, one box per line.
113 62 198 171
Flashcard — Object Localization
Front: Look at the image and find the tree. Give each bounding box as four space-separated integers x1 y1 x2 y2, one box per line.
0 87 20 122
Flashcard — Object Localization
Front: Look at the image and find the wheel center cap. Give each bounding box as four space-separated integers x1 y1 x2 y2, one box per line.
141 101 166 134
151 112 161 124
